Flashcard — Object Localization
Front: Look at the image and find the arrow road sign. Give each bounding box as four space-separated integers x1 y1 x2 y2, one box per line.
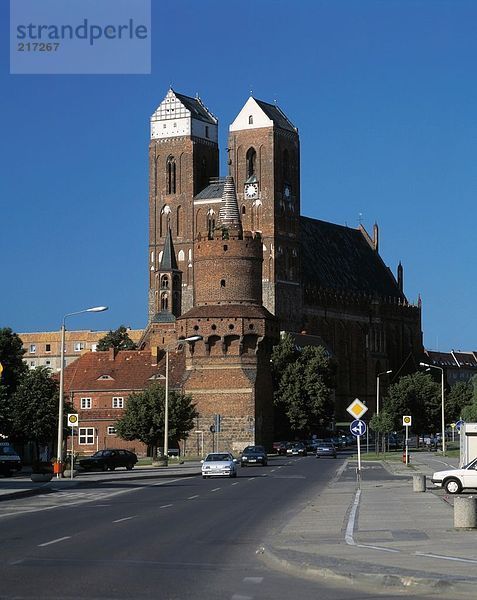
350 419 367 437
456 420 465 432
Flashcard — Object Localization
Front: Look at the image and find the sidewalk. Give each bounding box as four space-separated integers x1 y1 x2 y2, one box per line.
262 452 477 597
0 462 202 501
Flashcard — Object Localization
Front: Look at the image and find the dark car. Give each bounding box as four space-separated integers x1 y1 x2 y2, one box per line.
0 442 22 477
315 441 337 458
241 445 268 466
272 441 288 455
79 449 138 471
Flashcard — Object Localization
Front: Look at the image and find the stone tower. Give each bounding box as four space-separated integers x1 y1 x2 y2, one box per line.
228 97 302 331
148 88 219 320
178 176 279 453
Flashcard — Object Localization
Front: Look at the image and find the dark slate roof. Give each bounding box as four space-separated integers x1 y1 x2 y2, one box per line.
254 98 297 132
160 229 178 271
194 180 225 201
451 352 477 368
174 91 217 124
300 216 404 299
425 351 459 367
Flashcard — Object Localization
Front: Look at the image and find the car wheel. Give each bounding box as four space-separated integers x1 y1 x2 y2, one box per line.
126 463 134 470
102 464 108 472
445 478 462 494
231 471 237 478
109 466 116 471
241 463 246 467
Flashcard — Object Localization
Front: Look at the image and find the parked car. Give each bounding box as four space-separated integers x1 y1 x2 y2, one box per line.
79 449 138 472
431 458 477 494
201 452 238 478
0 442 22 477
272 441 288 455
286 442 307 456
241 445 268 466
315 441 337 458
305 439 319 452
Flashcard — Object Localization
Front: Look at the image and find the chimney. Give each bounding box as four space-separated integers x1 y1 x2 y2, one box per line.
397 261 403 293
109 347 118 361
373 222 379 252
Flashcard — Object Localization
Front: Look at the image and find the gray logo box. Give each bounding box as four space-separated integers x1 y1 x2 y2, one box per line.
10 0 151 74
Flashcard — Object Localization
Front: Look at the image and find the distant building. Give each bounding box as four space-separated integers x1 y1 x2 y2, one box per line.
424 349 477 386
18 329 143 371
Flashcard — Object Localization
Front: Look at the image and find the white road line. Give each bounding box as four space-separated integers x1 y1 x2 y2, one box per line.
113 516 136 523
231 482 239 486
231 595 252 600
38 536 71 547
243 576 263 584
160 504 173 508
211 488 220 492
416 552 477 564
248 477 255 481
270 469 276 472
187 495 199 500
345 489 361 546
357 543 399 553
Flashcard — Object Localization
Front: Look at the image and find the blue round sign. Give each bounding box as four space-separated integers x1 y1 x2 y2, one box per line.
350 419 367 437
456 420 465 432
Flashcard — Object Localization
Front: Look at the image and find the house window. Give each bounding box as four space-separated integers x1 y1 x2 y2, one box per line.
205 125 209 138
107 426 117 435
79 427 95 445
112 397 124 409
246 147 256 178
81 397 92 409
45 360 51 367
167 156 176 194
248 115 253 125
45 344 51 352
29 344 36 353
74 342 85 352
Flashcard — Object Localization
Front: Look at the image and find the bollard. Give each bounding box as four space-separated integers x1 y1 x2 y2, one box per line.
454 496 477 529
413 474 426 492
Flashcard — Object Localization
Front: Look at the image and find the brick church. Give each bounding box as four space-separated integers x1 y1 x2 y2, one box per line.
137 88 423 451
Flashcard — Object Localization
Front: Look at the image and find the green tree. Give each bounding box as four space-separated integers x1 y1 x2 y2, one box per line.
369 411 394 454
447 380 473 423
0 327 27 395
11 367 59 463
96 325 137 351
460 376 477 422
115 383 198 456
271 333 334 435
383 372 441 434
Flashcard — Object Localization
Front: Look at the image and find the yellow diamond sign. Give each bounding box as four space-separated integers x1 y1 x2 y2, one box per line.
346 398 368 420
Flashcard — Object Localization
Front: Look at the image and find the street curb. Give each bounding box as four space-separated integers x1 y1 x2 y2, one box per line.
258 545 475 596
0 469 201 502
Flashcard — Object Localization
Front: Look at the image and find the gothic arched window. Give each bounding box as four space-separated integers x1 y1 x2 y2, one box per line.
160 292 168 311
166 156 176 194
161 275 169 289
246 147 257 179
248 115 253 125
207 208 216 239
160 205 171 237
176 205 183 237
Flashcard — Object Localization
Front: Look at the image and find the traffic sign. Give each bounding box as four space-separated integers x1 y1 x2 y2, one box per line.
402 415 412 427
67 413 79 427
350 419 367 437
456 420 465 432
346 398 368 420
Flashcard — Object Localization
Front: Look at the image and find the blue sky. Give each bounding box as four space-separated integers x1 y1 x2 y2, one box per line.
1 0 475 351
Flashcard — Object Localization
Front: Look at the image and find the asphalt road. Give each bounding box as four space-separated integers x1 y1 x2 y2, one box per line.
0 454 427 600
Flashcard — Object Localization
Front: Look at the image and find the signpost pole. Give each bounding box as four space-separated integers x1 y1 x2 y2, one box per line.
405 425 409 465
357 434 361 488
70 429 74 480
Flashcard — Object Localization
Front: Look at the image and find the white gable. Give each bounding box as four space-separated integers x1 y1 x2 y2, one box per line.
229 97 274 132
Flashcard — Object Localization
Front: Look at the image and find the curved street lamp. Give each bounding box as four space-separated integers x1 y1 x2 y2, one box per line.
56 306 108 477
420 362 446 455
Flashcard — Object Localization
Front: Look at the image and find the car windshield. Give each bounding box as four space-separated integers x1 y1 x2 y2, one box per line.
243 446 263 453
0 445 17 456
319 443 333 448
205 454 231 462
91 451 106 458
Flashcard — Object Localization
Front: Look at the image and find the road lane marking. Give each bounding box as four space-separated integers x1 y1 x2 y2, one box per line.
160 504 173 508
270 469 276 472
187 495 199 500
345 489 361 546
113 516 136 523
416 552 477 564
231 596 252 600
211 488 220 492
243 576 263 584
247 477 255 481
231 482 239 486
357 543 399 553
38 536 71 547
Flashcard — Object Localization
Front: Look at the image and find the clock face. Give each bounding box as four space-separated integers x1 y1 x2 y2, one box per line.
245 183 258 198
284 185 291 198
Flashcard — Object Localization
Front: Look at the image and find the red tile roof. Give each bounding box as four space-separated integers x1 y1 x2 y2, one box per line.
63 349 185 392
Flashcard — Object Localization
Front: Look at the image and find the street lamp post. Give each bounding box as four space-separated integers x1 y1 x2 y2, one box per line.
163 335 202 465
56 306 108 477
376 370 392 454
420 362 446 455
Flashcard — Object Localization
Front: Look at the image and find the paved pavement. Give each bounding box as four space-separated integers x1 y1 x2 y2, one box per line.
261 451 477 597
0 462 202 501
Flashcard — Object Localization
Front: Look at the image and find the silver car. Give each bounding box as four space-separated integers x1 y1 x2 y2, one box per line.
201 452 238 478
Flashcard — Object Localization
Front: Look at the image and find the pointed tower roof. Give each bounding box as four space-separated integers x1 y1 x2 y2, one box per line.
160 228 178 271
218 176 243 237
229 97 297 133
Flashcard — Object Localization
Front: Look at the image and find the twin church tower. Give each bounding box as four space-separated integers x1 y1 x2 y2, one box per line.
142 88 423 449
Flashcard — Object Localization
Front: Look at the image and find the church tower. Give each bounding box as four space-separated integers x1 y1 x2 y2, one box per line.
228 97 302 331
148 89 219 320
178 176 279 453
